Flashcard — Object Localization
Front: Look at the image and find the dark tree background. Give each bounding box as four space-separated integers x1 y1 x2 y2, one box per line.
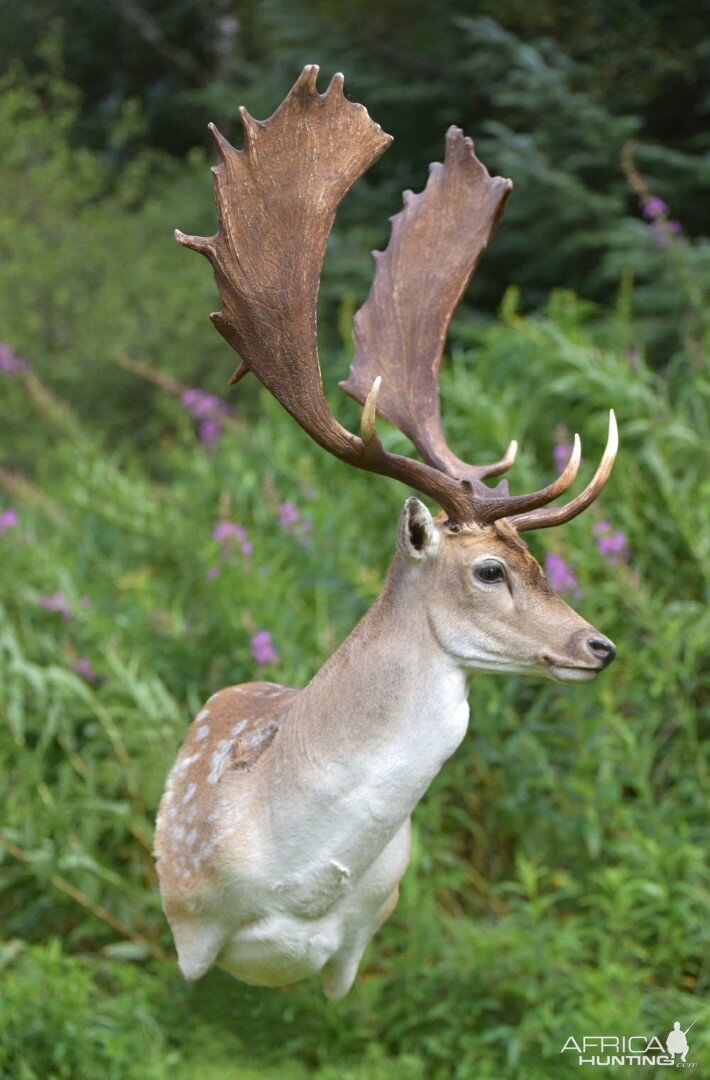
2 0 708 322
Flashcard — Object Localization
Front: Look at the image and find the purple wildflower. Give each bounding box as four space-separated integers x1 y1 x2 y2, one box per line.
73 656 99 683
182 388 229 448
278 502 301 528
553 442 575 473
0 344 30 376
206 565 221 579
251 630 278 666
198 418 222 448
594 521 629 565
0 508 18 533
213 521 247 543
545 552 583 598
40 590 74 621
277 501 313 545
181 388 222 420
640 194 683 246
641 195 669 221
213 520 251 558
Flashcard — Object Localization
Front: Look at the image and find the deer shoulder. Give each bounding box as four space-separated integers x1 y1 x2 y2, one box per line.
154 682 297 898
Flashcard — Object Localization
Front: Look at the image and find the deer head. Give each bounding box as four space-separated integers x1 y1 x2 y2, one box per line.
177 65 618 683
392 500 615 682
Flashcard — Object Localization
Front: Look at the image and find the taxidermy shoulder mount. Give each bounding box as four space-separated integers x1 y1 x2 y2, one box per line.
154 66 618 1000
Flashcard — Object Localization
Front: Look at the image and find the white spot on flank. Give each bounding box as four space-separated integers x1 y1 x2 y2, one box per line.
176 751 201 772
196 723 210 740
196 708 210 722
183 782 197 804
186 828 198 847
209 739 233 784
230 719 248 737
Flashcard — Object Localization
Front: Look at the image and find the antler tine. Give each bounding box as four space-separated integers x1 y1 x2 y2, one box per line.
474 434 582 525
341 125 514 486
360 376 383 449
482 439 518 478
509 412 618 532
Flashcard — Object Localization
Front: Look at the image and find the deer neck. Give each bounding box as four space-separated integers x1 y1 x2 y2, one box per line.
274 554 469 852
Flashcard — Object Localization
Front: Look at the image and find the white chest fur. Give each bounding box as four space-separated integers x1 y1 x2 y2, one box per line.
265 672 470 891
211 685 470 996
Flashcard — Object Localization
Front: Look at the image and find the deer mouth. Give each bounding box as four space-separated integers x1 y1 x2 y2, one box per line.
547 664 599 684
539 653 601 683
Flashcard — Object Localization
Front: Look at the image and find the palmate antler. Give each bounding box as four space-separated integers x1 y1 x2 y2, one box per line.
178 66 617 529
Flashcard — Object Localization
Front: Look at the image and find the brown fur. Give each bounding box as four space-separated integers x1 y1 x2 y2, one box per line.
154 682 298 905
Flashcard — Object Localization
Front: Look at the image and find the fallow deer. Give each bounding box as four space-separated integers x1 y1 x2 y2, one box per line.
154 65 618 999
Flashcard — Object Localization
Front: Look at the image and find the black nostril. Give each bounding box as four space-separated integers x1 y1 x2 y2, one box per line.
587 636 616 667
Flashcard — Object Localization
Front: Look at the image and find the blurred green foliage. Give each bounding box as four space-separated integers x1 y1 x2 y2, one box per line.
0 24 708 1080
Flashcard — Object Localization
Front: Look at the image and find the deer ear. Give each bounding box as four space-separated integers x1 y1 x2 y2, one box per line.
397 498 440 561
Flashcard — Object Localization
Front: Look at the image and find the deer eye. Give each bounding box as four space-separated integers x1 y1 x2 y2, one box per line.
474 561 505 584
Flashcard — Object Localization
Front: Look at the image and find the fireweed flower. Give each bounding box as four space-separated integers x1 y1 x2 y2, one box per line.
640 194 684 246
40 590 74 621
554 442 573 473
0 508 18 532
277 501 313 544
545 552 583 598
278 502 300 529
213 520 251 557
641 196 669 220
594 520 630 565
553 440 583 474
0 344 30 376
181 387 222 419
181 388 229 447
213 521 247 543
251 630 278 665
198 418 222 448
73 656 99 683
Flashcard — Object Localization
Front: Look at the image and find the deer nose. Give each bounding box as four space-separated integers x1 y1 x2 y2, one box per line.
586 635 616 667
